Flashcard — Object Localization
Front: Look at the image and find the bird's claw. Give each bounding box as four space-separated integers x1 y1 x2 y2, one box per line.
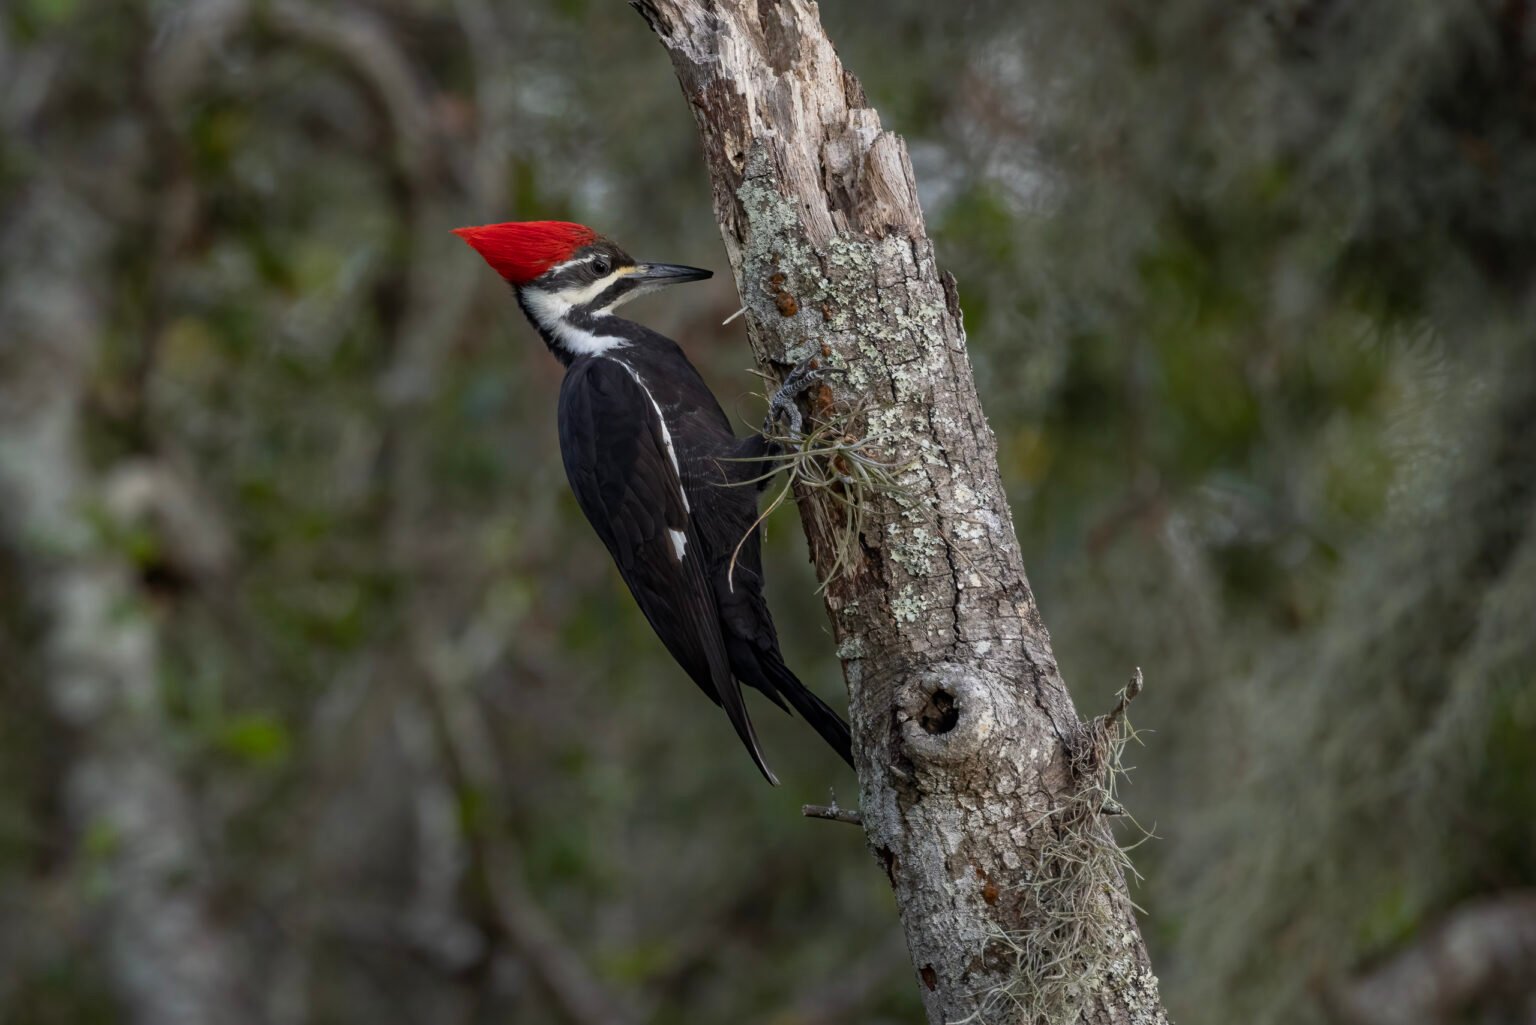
765 357 829 439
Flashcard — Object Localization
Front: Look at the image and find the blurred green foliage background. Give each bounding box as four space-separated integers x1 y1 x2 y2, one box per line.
1 1 1533 1023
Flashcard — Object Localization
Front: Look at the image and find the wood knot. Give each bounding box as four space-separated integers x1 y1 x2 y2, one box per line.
898 664 1000 765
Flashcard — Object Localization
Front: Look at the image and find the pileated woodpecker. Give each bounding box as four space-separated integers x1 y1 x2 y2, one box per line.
453 220 853 783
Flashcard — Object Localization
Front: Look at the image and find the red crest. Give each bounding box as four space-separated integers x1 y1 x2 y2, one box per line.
452 221 599 284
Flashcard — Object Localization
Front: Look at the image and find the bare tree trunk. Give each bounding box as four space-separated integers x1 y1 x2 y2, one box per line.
632 2 1168 1022
0 191 256 1025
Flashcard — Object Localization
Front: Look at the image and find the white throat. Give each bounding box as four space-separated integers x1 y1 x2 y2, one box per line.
520 284 629 357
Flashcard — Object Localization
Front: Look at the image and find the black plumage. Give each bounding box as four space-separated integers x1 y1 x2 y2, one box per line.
454 221 853 783
558 329 854 783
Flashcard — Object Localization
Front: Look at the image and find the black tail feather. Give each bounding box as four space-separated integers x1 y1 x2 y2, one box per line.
760 651 855 770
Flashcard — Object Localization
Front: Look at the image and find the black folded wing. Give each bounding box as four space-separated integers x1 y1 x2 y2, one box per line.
557 356 776 783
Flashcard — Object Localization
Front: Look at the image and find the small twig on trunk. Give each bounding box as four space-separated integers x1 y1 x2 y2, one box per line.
802 804 863 825
802 791 863 826
1105 666 1145 734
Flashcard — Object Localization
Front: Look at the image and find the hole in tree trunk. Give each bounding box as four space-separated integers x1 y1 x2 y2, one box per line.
918 688 959 734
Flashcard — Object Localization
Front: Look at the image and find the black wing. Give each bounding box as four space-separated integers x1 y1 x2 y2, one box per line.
558 356 776 783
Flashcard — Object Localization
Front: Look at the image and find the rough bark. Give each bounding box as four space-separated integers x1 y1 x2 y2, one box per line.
633 2 1167 1022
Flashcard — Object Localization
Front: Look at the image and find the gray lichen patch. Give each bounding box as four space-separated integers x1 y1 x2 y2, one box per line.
891 584 930 623
736 147 827 361
733 145 1001 654
887 521 942 575
736 145 945 382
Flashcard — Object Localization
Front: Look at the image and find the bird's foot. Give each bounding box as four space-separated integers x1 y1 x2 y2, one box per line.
764 357 829 439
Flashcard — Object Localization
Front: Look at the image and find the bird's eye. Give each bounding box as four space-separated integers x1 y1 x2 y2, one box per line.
591 257 611 276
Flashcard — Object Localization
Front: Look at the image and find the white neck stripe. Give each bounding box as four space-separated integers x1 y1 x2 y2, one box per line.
521 288 629 356
611 357 690 514
551 320 628 356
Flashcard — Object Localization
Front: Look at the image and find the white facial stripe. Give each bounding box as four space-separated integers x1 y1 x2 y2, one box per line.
545 253 597 275
612 358 690 514
668 529 688 561
542 273 622 312
521 286 574 323
601 276 663 312
532 268 641 318
521 289 629 355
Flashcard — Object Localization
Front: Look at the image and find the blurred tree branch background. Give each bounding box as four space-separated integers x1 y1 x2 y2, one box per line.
0 1 1532 1024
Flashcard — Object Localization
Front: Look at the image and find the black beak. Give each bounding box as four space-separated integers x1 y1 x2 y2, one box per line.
631 262 713 284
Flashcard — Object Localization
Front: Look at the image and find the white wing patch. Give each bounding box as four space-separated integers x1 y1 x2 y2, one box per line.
612 359 691 513
668 529 688 561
